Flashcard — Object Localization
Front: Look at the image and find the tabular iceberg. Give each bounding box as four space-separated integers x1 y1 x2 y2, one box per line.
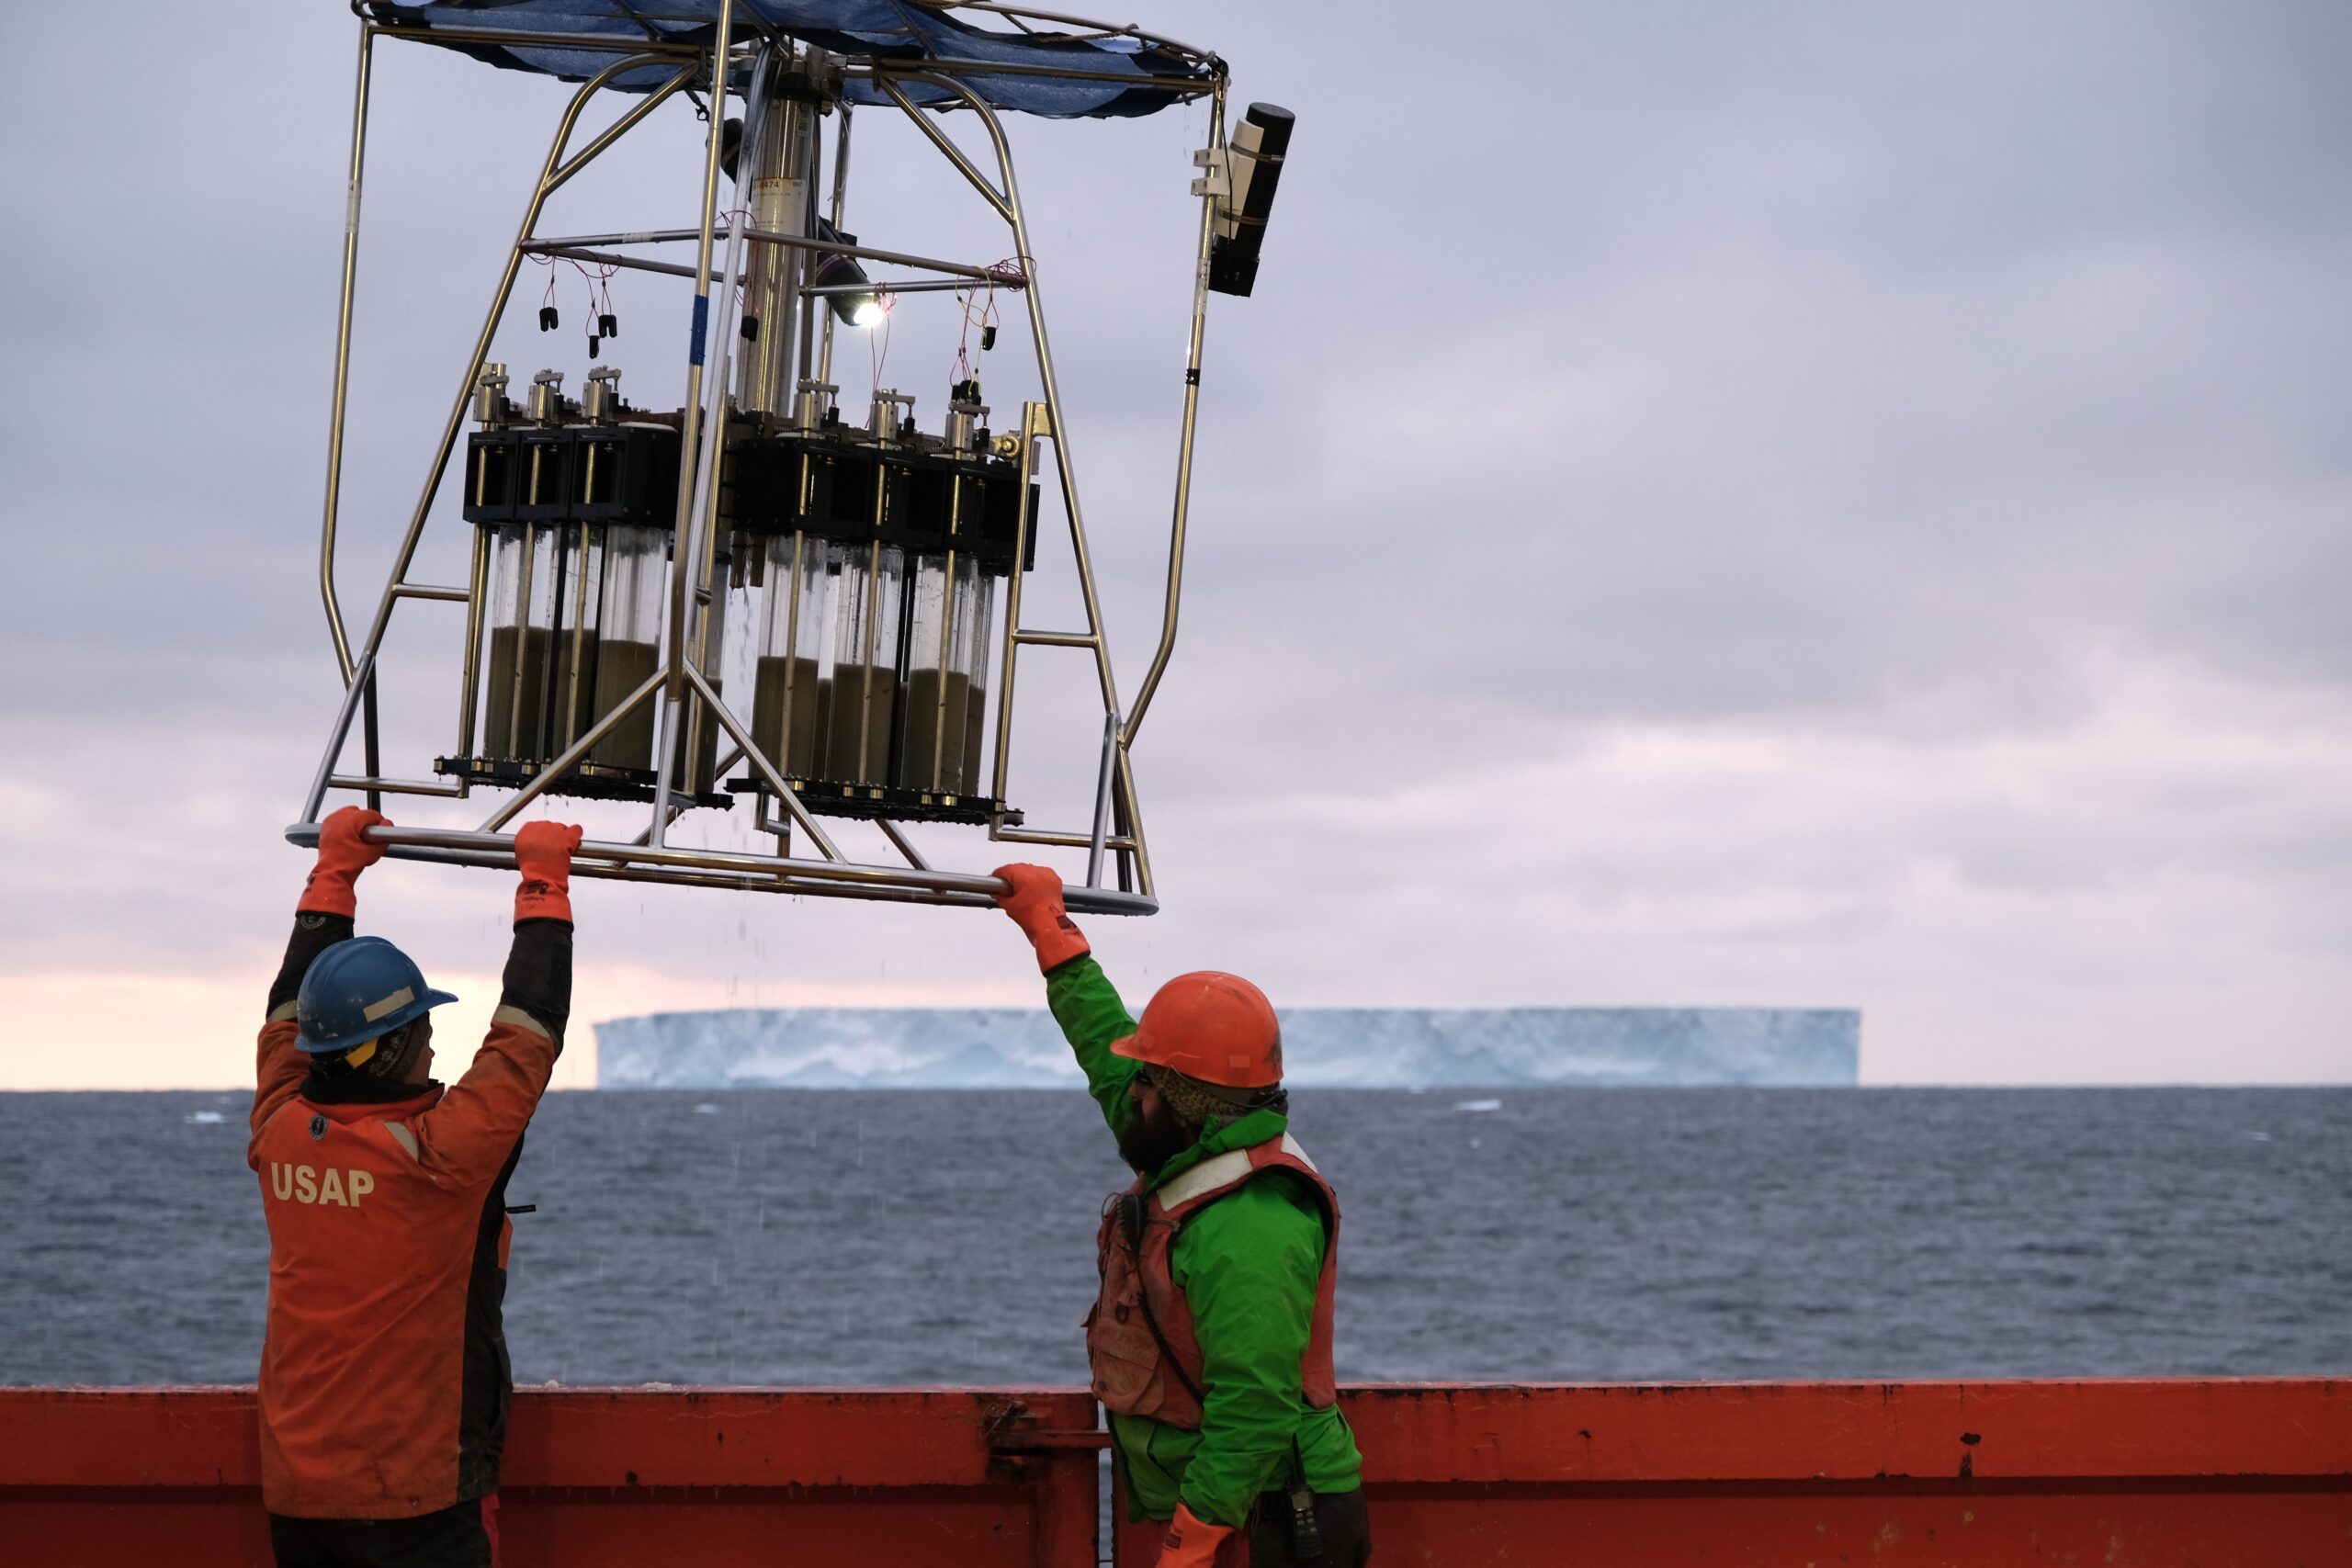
593 1007 1860 1089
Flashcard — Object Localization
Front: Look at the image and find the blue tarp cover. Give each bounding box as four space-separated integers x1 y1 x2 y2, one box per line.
364 1 1214 118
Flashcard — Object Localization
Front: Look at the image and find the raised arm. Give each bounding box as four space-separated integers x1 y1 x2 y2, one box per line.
992 863 1141 1142
407 821 581 1188
250 806 385 1163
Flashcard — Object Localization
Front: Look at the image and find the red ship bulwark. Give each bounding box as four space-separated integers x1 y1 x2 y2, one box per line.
4 1380 2345 1564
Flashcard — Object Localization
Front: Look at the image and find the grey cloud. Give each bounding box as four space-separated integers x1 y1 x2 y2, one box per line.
1 2 2346 1080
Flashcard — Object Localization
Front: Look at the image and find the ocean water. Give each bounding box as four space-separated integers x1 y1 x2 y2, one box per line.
3 1088 2346 1388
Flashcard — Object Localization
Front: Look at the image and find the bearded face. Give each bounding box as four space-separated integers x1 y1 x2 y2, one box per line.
1115 1074 1196 1174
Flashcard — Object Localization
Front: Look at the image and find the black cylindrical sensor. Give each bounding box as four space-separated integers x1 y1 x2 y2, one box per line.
1207 102 1294 298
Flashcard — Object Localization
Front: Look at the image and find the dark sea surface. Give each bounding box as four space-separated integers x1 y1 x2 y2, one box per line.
4 1088 2346 1387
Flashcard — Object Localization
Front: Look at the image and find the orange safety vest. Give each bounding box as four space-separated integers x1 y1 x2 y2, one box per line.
248 1001 557 1519
1087 1133 1340 1429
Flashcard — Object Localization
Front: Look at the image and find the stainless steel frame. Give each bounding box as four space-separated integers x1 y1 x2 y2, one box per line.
297 5 1235 918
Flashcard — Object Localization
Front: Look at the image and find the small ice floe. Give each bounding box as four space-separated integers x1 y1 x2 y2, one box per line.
2248 1131 2272 1142
1454 1098 1503 1113
693 1103 721 1115
185 1111 229 1125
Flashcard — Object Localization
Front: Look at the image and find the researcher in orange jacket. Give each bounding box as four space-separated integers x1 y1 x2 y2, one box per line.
250 805 582 1567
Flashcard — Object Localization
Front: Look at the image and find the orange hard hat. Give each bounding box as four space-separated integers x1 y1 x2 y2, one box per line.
1112 971 1283 1089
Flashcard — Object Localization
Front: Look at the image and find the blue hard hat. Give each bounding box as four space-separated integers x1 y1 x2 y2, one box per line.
295 936 459 1055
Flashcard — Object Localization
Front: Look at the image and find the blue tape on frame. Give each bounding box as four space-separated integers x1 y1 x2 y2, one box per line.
689 295 709 366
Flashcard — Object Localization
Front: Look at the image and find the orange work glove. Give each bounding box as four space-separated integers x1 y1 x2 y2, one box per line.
299 806 390 918
990 863 1090 974
1154 1503 1235 1568
513 820 584 924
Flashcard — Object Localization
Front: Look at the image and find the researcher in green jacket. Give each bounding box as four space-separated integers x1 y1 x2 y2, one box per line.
993 864 1372 1568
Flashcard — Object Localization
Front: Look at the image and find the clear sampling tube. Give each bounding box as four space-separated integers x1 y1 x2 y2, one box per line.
673 573 728 793
897 554 954 793
952 554 994 792
589 525 667 769
897 552 992 795
825 540 904 785
548 523 604 756
752 531 837 777
482 523 563 762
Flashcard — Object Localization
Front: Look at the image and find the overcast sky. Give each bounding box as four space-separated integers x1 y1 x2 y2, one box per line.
2 1 2346 1088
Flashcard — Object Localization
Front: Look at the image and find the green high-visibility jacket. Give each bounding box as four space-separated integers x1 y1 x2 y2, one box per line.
1046 953 1364 1528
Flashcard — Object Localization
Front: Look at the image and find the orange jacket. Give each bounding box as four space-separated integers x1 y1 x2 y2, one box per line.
248 913 569 1519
